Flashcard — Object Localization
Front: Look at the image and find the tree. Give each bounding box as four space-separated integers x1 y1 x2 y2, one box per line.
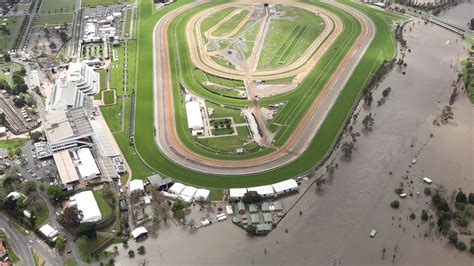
447 230 458 244
455 241 467 251
137 245 145 255
364 92 373 106
362 113 375 129
55 236 65 251
455 191 468 203
242 191 262 204
469 193 474 204
21 180 37 195
341 141 354 157
58 206 82 227
421 210 429 221
424 187 431 196
47 184 63 200
30 131 43 143
409 213 415 220
128 250 135 258
390 200 400 209
470 246 474 255
13 96 26 107
382 87 392 97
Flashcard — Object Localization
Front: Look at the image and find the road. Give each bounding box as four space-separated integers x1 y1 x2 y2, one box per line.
0 214 34 266
151 0 376 175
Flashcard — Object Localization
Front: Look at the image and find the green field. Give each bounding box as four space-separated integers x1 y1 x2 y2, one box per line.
36 0 75 26
82 0 132 8
212 9 249 37
461 59 474 103
93 190 113 221
109 0 404 187
0 16 25 53
34 197 50 228
257 6 326 69
201 7 236 34
103 90 115 105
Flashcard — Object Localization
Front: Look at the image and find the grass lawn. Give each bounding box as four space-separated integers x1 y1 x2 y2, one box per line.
0 138 27 149
75 234 114 262
34 197 50 228
35 14 74 26
64 258 77 266
200 7 236 33
0 62 23 84
258 6 325 69
460 59 474 103
206 101 244 123
93 190 113 221
0 16 25 53
212 9 249 37
82 0 132 7
103 90 115 105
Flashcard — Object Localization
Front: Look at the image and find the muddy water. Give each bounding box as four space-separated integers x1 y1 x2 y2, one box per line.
113 17 473 266
438 1 474 31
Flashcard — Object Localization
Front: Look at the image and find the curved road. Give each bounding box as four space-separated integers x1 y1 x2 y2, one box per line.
152 0 375 175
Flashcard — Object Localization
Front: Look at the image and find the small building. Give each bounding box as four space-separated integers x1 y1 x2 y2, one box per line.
129 179 144 193
237 201 245 214
131 227 148 241
271 179 299 196
256 223 272 234
248 204 258 213
38 224 59 241
229 188 247 202
185 101 204 136
180 186 198 202
194 188 210 201
168 182 185 195
247 185 275 198
261 202 270 212
146 174 173 191
76 148 101 180
273 201 283 212
250 214 260 224
226 205 233 215
263 213 273 224
69 190 102 223
53 150 80 185
0 127 6 137
7 191 21 200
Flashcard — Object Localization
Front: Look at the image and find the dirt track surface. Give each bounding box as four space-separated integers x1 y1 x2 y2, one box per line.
152 0 375 175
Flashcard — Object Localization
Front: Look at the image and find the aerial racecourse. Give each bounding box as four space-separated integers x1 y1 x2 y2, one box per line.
132 0 400 187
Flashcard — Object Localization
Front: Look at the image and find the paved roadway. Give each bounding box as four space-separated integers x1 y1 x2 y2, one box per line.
151 0 375 175
0 214 34 266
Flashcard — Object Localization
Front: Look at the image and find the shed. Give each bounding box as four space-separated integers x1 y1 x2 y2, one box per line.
169 182 185 195
248 204 258 213
237 201 246 214
256 223 272 234
131 227 148 240
263 213 273 224
181 186 198 199
226 205 233 215
261 202 270 212
272 179 299 196
247 185 275 197
39 224 59 239
273 201 283 212
250 214 260 224
229 188 247 201
194 188 210 201
129 179 144 192
146 174 173 191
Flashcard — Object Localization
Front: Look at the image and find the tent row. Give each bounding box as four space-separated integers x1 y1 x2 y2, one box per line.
167 182 210 202
229 179 299 201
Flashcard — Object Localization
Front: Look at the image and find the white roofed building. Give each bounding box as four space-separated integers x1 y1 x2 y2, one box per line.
169 182 185 195
229 188 247 201
48 63 99 112
247 185 275 198
180 186 197 202
39 224 59 241
129 179 144 193
69 190 102 223
76 148 100 180
131 227 148 240
53 150 80 185
194 189 210 201
185 101 204 136
272 179 299 196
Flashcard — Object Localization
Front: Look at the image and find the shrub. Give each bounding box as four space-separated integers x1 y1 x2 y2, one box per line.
455 191 468 203
424 187 431 196
421 210 429 221
468 193 474 204
128 250 135 258
470 246 474 254
455 202 465 211
447 230 458 244
137 245 145 255
390 200 400 209
455 241 467 251
409 213 416 220
394 187 403 195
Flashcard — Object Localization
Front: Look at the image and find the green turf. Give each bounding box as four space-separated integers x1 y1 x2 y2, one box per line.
200 7 237 34
460 59 474 103
257 5 325 69
93 190 113 221
212 9 249 37
35 14 74 26
34 197 50 228
0 63 24 85
103 90 115 105
113 0 401 187
0 138 27 149
36 0 75 26
0 16 25 53
81 0 131 8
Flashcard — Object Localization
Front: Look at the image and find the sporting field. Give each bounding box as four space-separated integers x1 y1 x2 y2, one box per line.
108 0 405 187
81 0 132 8
36 0 75 26
0 16 26 53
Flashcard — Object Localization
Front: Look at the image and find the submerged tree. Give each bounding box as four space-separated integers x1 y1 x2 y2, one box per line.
362 113 375 130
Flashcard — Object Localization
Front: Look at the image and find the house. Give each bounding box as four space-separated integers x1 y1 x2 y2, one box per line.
39 224 59 242
129 179 144 193
131 227 148 241
229 188 247 202
146 174 173 191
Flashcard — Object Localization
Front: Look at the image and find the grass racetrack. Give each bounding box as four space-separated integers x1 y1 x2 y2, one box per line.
121 0 405 187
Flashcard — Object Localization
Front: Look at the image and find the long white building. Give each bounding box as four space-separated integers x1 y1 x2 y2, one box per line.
48 63 100 112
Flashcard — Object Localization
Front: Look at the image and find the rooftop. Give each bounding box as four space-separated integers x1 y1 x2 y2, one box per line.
53 150 80 184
